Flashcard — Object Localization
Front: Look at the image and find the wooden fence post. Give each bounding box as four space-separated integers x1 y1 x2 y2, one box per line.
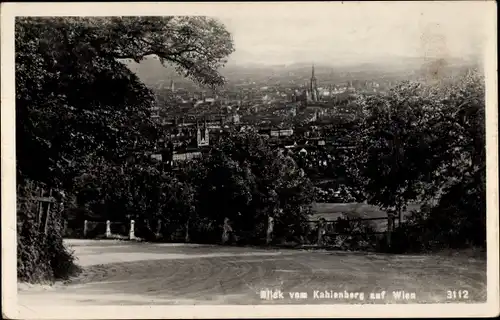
43 188 53 235
106 220 111 238
129 220 135 240
266 216 274 245
33 187 56 236
83 220 88 238
37 187 44 226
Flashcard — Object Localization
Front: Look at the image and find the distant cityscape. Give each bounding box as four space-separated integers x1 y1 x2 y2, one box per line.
141 59 475 169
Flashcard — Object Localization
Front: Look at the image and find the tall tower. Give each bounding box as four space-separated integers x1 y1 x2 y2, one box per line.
170 80 175 93
310 64 318 102
170 79 175 93
196 118 209 147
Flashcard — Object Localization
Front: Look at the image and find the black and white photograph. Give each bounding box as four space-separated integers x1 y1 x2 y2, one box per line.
1 1 498 319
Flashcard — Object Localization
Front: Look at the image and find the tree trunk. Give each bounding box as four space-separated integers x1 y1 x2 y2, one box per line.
144 219 156 239
386 214 394 248
398 207 402 228
83 220 88 238
317 219 326 246
155 219 162 239
396 199 403 227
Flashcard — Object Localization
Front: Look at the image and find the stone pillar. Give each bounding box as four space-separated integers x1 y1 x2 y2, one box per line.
185 221 190 243
83 220 88 238
155 219 162 239
266 216 274 245
106 220 111 238
222 217 231 244
129 220 135 240
317 218 326 246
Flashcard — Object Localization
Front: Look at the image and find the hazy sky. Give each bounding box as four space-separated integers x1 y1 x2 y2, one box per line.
211 2 490 66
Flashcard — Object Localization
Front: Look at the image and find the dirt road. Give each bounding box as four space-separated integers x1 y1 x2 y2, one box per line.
18 240 486 305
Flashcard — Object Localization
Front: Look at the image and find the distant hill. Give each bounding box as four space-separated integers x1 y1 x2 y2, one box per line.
122 55 480 90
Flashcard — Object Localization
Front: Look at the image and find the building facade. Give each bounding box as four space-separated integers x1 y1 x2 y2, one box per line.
196 120 210 147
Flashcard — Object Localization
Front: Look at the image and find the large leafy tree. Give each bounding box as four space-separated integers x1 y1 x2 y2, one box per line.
16 17 234 188
354 82 440 215
353 70 485 245
202 132 315 242
420 70 486 246
197 151 255 224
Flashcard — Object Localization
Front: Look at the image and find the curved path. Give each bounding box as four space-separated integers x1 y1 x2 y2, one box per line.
18 240 486 305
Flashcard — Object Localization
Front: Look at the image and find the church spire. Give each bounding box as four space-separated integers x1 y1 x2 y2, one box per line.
310 64 318 102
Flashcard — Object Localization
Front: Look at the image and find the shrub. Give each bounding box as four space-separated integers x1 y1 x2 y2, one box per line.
46 213 81 280
133 219 162 242
84 221 107 239
379 194 486 254
273 212 310 244
17 181 79 283
17 221 53 282
189 219 222 244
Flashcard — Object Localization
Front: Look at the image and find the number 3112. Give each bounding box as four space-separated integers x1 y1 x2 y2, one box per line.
447 290 469 299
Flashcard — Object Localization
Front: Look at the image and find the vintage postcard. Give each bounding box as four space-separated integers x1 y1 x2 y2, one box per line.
1 1 498 319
